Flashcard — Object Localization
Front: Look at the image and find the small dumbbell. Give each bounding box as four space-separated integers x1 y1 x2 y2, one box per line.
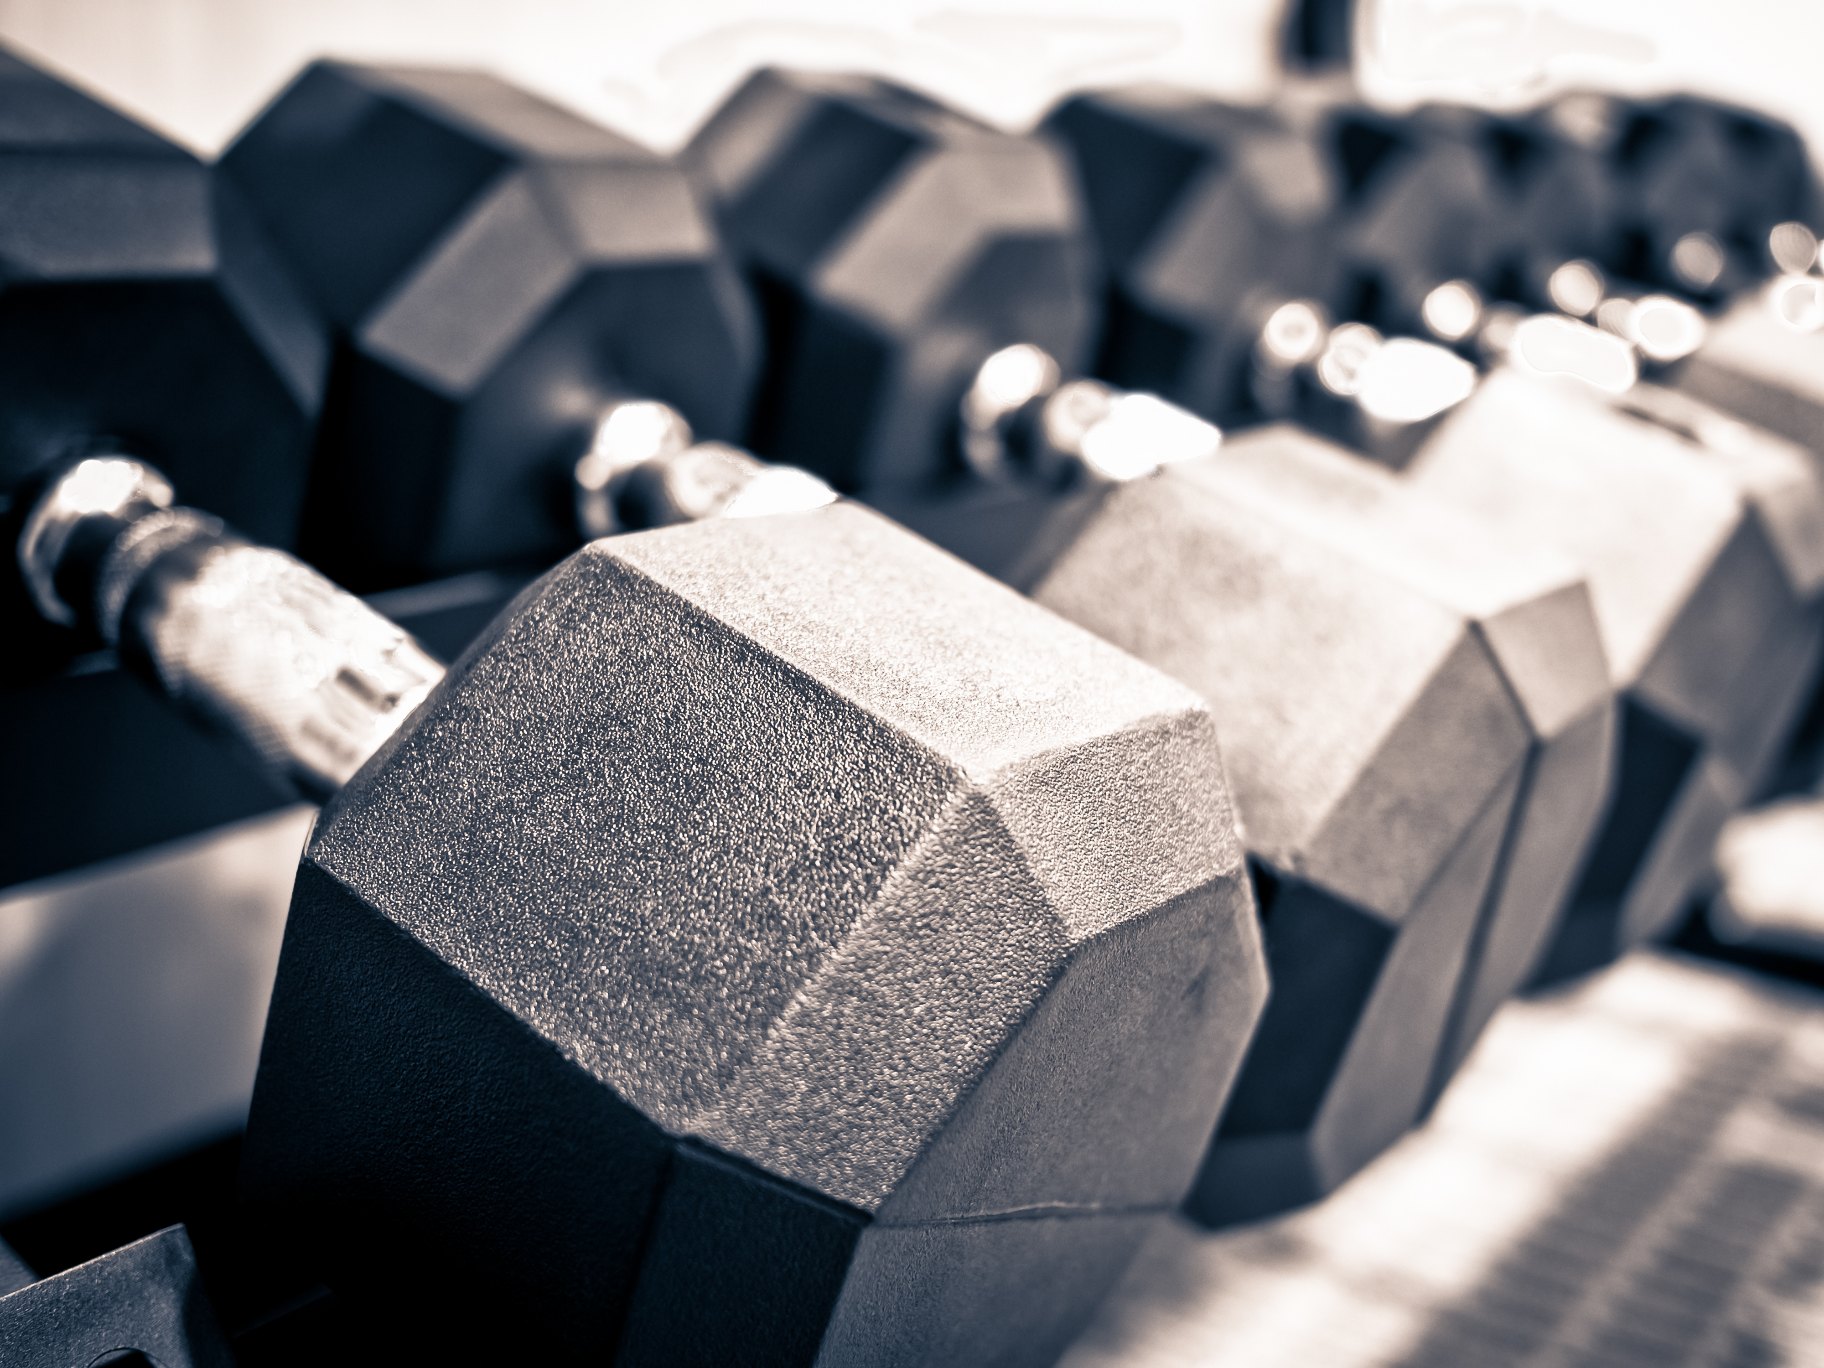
684 67 1616 1222
1045 87 1824 986
0 1227 234 1367
17 449 1262 1360
1375 95 1824 816
1532 91 1817 304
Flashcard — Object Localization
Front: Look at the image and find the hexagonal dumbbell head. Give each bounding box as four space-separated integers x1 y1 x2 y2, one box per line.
1038 87 1347 420
1406 367 1824 979
220 62 758 587
1276 92 1503 337
896 428 1613 1224
234 497 1264 1362
1041 89 1511 434
1050 88 1824 983
682 68 1096 493
0 48 324 663
0 1227 234 1368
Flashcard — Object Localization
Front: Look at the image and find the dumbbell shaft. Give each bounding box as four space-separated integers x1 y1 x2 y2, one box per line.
21 457 443 800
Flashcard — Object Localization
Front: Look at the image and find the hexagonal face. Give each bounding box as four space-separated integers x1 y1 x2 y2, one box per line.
1408 369 1824 980
960 428 1609 1221
242 502 1264 1362
1041 89 1347 420
0 49 325 667
683 68 1096 493
220 62 758 588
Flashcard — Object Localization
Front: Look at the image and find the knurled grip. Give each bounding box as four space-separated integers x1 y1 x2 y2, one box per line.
23 457 444 801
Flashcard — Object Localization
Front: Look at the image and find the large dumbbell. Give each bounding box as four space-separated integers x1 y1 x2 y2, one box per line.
19 449 1265 1363
0 1227 234 1367
683 67 1616 1223
10 84 1275 1343
2 56 796 888
1045 86 1824 984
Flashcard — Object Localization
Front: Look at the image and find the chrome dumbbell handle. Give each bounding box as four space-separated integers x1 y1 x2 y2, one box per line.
20 457 443 801
572 400 836 538
959 343 1223 487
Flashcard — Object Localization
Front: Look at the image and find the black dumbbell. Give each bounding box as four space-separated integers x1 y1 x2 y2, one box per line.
684 67 1617 1223
192 68 1268 1357
0 1227 234 1367
1400 95 1824 817
14 354 1262 1368
0 48 321 666
1045 86 1824 986
1318 92 1824 907
1539 91 1817 303
217 62 762 591
1540 93 1824 555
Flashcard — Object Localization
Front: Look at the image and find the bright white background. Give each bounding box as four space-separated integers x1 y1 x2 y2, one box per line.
0 0 1818 157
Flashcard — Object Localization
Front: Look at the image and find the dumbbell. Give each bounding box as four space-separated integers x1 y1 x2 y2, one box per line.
1531 93 1824 576
1387 94 1824 810
0 53 804 887
7 63 1267 1361
1044 86 1824 985
1535 91 1817 305
18 455 1264 1365
1371 94 1824 448
216 61 766 592
0 48 346 886
683 67 1616 1223
0 50 320 653
1310 91 1824 836
0 1227 234 1367
1274 0 1824 456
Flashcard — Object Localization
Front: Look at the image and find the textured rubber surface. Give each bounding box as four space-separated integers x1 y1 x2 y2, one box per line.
1411 371 1824 979
243 502 1265 1363
0 1226 233 1367
896 429 1612 1222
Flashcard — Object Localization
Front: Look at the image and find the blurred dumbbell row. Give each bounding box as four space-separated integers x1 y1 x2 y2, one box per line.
3 12 1824 1364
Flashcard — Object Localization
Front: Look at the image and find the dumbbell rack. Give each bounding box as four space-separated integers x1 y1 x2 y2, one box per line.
6 5 1824 1365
